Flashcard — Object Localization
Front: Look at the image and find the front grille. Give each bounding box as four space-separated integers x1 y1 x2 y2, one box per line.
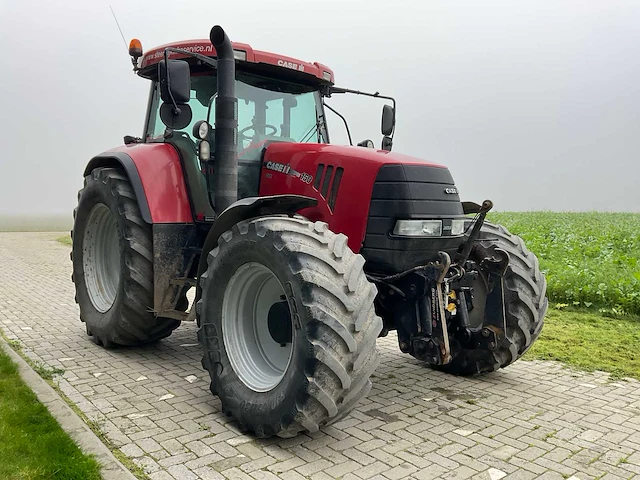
361 164 465 273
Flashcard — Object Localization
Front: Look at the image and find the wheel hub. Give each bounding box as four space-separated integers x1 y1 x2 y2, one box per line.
267 300 292 346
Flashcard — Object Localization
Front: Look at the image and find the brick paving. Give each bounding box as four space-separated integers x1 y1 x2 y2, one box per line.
2 232 640 480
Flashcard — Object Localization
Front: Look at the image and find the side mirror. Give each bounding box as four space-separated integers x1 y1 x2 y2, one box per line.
381 136 393 152
158 59 191 103
381 104 395 136
158 59 192 130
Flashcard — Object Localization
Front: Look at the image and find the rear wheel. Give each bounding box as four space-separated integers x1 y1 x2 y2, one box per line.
71 167 180 346
439 221 547 375
197 217 383 438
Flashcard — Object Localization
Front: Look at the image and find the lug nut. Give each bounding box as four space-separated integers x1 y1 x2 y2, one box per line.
482 329 490 337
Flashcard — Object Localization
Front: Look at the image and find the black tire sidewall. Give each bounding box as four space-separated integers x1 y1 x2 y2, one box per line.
72 171 128 341
445 220 546 373
200 226 312 432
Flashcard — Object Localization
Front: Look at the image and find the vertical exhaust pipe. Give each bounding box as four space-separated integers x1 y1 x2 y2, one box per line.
209 25 237 212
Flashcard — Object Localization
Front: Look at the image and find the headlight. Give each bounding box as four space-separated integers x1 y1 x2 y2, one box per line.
393 219 466 237
451 219 466 235
192 120 210 140
393 220 442 237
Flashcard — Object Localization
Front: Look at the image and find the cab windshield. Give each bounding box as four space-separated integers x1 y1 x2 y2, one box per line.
146 72 327 154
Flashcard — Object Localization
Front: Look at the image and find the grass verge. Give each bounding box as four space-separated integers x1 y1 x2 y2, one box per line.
0 345 102 480
2 335 149 480
524 307 640 380
56 234 72 245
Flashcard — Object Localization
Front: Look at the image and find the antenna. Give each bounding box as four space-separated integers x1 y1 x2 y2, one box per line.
109 5 128 51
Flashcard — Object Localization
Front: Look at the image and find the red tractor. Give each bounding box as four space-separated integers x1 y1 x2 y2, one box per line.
71 25 547 438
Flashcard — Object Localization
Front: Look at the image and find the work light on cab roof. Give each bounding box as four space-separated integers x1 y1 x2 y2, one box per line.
71 24 548 440
128 38 143 69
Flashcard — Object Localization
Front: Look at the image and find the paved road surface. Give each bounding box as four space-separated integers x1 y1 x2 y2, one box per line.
1 232 640 480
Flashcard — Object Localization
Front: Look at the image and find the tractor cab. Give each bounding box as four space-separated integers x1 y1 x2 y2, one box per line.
133 39 332 206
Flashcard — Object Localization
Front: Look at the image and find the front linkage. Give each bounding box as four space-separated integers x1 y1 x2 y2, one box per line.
368 200 509 366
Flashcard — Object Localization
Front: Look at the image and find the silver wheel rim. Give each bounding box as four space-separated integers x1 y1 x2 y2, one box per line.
82 204 121 313
222 262 294 392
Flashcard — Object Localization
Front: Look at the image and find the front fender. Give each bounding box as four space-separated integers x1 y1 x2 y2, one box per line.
195 194 318 300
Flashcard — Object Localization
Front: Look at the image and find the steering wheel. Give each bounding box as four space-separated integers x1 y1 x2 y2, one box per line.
239 124 278 142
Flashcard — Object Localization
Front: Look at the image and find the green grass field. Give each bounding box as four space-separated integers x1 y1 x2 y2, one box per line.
0 346 102 480
524 308 640 380
489 212 640 315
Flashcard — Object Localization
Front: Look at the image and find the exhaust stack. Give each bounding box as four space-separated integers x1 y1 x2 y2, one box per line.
209 25 238 213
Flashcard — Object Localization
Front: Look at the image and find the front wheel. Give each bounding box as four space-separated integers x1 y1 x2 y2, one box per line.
197 217 383 438
438 221 548 375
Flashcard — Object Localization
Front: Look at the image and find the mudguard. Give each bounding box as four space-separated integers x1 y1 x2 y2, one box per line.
83 144 193 224
195 194 318 301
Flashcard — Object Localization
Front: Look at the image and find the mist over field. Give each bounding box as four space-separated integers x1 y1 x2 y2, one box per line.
0 215 72 232
1 0 639 218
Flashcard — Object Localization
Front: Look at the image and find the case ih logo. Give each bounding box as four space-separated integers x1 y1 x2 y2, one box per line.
444 187 458 195
264 161 313 184
277 60 305 72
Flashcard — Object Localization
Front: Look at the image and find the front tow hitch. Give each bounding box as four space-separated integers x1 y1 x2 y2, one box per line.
456 199 493 266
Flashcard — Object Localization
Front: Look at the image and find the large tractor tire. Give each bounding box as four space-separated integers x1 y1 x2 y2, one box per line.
71 167 180 347
197 217 383 438
439 221 547 376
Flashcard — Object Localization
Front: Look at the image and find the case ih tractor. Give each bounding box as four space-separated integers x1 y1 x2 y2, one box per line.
71 25 547 438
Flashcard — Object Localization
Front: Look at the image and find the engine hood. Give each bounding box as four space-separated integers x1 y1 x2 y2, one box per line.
256 141 460 257
263 142 447 169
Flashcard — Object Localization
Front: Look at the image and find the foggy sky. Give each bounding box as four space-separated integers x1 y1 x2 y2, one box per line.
1 0 638 215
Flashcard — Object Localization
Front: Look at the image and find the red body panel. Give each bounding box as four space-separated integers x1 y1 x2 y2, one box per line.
108 144 193 223
139 39 334 83
259 143 446 253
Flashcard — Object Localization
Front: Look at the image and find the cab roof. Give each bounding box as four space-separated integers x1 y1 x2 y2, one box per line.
138 39 335 85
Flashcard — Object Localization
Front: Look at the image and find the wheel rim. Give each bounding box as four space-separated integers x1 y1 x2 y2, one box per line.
82 204 121 313
222 262 294 392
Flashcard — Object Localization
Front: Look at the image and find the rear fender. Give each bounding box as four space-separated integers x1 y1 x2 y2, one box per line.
195 194 318 301
83 144 193 223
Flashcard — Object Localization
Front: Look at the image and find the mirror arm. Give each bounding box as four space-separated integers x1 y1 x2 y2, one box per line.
323 102 353 146
163 47 218 69
329 86 397 139
161 47 218 117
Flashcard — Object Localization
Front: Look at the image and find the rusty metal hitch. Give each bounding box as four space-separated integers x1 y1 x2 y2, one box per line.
410 251 454 365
